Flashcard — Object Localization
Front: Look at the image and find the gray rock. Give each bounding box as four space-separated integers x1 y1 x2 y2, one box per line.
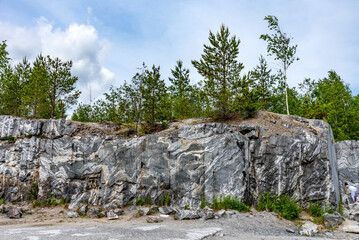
197 209 214 220
159 207 175 215
78 204 88 216
215 209 226 218
107 210 119 220
342 219 359 233
324 213 343 228
0 114 340 209
114 208 124 215
174 210 200 220
299 221 318 236
67 211 78 218
138 206 149 216
128 205 136 211
286 228 295 233
146 216 163 223
148 205 159 215
87 207 102 218
6 206 22 219
353 213 359 222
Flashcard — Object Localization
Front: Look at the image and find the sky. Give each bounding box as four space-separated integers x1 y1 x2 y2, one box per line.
0 0 358 112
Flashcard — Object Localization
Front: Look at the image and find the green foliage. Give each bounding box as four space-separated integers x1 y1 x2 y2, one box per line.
164 193 170 207
30 181 39 201
200 197 208 209
260 15 299 115
257 193 301 220
32 196 68 208
308 202 324 218
338 200 344 216
135 197 145 206
184 205 190 210
32 200 40 208
2 136 17 142
192 24 244 119
211 195 250 212
0 198 4 205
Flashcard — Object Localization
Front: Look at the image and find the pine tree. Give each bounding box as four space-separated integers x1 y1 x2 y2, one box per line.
169 60 192 119
192 24 244 119
45 56 81 118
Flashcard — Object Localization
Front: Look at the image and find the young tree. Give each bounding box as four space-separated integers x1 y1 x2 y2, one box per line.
45 56 81 118
192 24 244 119
260 15 299 115
169 60 192 119
141 65 167 127
0 40 10 72
23 54 50 118
251 55 276 111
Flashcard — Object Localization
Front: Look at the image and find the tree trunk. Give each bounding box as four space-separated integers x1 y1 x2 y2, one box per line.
284 61 290 115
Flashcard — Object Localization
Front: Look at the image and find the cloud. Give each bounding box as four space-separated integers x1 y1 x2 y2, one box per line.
0 17 115 110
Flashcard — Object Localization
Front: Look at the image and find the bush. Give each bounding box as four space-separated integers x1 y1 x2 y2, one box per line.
200 197 207 209
308 202 324 217
257 193 301 220
211 195 250 212
135 197 145 206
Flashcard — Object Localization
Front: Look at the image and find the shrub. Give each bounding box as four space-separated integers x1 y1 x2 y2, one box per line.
257 193 301 220
0 198 4 205
308 202 324 217
211 195 250 212
164 193 170 207
135 197 145 206
200 197 207 209
30 182 39 201
184 205 190 210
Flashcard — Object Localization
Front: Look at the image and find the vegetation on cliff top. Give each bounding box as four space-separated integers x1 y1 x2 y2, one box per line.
1 16 358 141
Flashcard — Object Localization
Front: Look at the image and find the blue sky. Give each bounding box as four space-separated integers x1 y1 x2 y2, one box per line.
0 0 358 107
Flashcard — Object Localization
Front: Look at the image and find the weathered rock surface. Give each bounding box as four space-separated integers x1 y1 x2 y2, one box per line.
67 211 78 218
0 113 339 208
174 210 200 220
324 213 343 228
146 216 163 223
299 221 318 236
6 206 22 219
107 210 118 220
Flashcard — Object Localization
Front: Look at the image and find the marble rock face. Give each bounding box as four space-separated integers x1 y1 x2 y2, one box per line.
0 113 338 208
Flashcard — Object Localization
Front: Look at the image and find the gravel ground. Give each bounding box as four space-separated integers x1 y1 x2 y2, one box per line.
1 207 359 240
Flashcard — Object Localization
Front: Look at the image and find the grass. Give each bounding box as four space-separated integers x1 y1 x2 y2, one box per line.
32 196 68 208
308 202 324 217
200 197 208 208
257 193 301 220
212 195 250 212
0 198 4 205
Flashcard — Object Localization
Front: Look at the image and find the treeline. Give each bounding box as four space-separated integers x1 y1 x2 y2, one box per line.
1 16 359 141
0 42 80 119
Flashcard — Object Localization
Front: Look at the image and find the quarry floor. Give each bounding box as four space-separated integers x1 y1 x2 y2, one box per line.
0 206 359 240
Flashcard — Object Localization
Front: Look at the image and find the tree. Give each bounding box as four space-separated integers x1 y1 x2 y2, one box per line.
141 65 167 127
0 40 10 72
169 60 192 119
260 15 299 115
23 54 50 118
192 24 244 119
251 55 276 111
45 56 81 118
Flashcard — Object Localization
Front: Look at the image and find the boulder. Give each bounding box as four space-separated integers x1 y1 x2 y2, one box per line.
324 213 343 228
114 208 124 215
138 207 149 216
67 211 78 218
174 210 200 220
78 204 88 216
342 220 359 233
87 207 102 218
146 216 163 223
148 205 159 215
107 210 119 220
299 221 318 236
6 206 22 219
159 207 175 215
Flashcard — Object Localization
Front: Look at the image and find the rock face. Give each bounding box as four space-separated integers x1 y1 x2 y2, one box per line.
0 112 339 208
336 140 359 197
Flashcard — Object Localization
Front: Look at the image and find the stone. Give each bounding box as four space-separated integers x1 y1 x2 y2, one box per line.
148 205 159 215
107 210 119 220
128 205 136 211
114 208 124 215
87 207 102 218
215 209 226 218
286 228 295 233
67 211 78 218
78 204 88 216
324 213 343 228
342 220 359 233
159 207 175 215
299 221 318 236
174 210 200 220
138 206 149 216
6 206 22 219
146 216 163 223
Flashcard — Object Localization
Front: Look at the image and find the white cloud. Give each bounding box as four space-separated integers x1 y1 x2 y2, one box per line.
0 17 115 112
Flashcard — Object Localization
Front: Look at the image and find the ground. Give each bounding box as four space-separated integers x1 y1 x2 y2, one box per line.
0 206 358 240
